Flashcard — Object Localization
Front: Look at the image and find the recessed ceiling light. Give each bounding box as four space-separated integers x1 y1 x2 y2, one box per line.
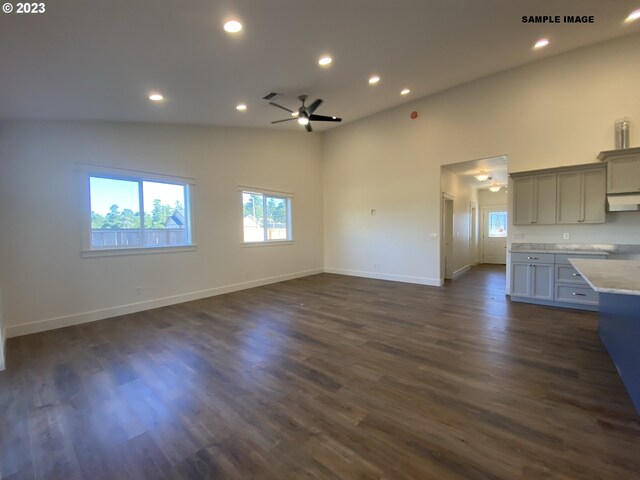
236 103 247 111
533 38 550 49
369 75 380 85
318 56 333 66
223 20 243 33
400 88 410 96
148 93 164 102
625 9 640 22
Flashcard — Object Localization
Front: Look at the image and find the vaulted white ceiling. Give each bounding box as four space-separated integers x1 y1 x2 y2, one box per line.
1 0 639 131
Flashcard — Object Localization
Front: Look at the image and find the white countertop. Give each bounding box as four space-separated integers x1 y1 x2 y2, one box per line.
569 259 640 296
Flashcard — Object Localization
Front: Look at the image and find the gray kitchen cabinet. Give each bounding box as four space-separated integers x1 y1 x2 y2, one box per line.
511 251 605 311
512 174 556 225
510 253 554 301
531 264 554 300
553 253 605 308
556 167 606 224
607 156 640 194
511 263 530 297
598 147 640 194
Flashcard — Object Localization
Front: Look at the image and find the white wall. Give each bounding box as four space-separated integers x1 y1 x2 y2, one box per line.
0 121 324 337
478 188 508 209
323 33 640 285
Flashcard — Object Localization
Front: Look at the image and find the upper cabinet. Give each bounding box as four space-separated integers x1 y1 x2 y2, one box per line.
513 173 557 225
556 168 606 224
511 163 606 226
598 148 640 194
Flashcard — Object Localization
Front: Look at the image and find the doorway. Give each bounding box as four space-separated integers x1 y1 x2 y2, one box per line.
482 207 507 264
442 194 455 279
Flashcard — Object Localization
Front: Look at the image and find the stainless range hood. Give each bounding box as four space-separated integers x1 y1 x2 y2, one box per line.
608 194 640 212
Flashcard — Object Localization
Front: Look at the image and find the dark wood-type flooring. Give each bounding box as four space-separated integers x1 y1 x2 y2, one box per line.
1 265 639 479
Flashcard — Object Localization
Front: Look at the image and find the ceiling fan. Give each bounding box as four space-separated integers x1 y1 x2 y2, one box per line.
267 94 342 132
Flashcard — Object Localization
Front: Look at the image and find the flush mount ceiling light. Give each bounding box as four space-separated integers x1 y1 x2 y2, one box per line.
400 88 410 95
236 103 247 111
369 75 380 85
297 115 310 126
148 93 164 102
625 9 640 22
223 20 243 33
489 183 502 193
474 170 490 181
318 55 333 66
533 38 550 49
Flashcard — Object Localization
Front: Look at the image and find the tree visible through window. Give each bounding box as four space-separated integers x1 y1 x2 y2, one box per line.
89 176 191 249
242 191 291 242
488 211 507 238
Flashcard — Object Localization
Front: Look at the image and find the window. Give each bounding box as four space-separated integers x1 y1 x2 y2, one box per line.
87 168 193 251
488 211 507 238
241 189 292 243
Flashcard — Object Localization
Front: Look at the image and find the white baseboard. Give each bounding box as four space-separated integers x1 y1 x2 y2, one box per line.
6 268 323 338
452 265 470 280
324 267 443 287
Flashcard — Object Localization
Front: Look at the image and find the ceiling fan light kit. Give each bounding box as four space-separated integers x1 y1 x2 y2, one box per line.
268 94 342 132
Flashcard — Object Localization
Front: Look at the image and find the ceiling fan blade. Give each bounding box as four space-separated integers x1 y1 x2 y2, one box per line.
309 114 342 122
268 102 294 113
305 122 313 133
271 118 296 124
307 98 323 114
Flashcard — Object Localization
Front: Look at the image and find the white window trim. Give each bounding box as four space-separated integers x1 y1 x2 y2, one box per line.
239 186 293 245
80 164 196 256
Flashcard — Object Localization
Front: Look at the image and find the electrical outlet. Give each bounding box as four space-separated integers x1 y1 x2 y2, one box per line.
563 233 570 240
370 209 377 216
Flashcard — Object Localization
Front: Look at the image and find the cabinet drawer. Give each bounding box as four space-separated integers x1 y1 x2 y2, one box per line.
511 252 554 264
555 284 599 305
556 265 589 285
555 253 606 265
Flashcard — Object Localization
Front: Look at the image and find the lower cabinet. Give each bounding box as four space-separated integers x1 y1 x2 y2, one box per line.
511 253 554 301
511 262 553 300
511 252 606 311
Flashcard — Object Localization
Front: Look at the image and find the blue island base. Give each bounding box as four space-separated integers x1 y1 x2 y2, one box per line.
599 292 640 414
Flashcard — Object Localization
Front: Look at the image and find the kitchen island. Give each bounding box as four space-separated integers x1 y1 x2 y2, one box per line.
570 259 640 414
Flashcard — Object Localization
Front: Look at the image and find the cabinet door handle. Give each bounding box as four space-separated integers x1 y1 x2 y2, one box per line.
572 273 582 277
527 256 539 260
572 292 587 296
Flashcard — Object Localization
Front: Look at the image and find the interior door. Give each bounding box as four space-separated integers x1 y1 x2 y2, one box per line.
482 208 507 264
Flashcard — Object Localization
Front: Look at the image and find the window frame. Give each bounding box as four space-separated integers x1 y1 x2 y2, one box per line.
487 210 508 238
239 186 293 246
80 164 196 257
